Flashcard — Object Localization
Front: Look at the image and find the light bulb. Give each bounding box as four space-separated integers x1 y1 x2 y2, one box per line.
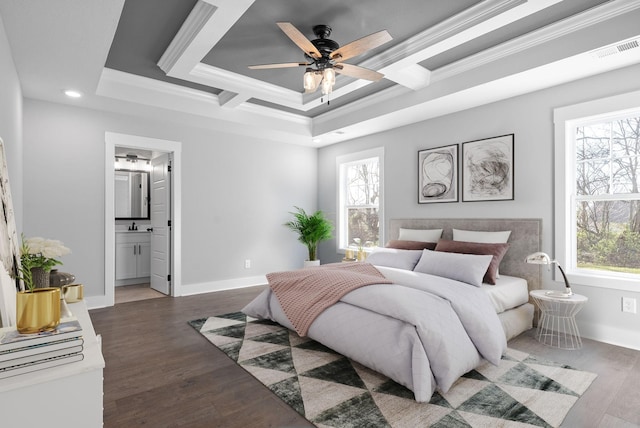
321 78 333 95
323 68 336 85
303 70 315 91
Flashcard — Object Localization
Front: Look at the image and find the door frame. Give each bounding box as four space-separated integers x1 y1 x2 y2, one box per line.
103 132 182 307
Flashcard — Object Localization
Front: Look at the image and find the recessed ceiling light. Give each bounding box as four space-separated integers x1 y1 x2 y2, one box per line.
64 89 82 98
312 138 322 143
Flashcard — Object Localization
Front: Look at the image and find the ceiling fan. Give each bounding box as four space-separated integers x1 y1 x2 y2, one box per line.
248 22 392 96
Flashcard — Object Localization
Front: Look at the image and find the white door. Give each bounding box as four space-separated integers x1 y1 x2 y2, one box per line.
150 153 171 294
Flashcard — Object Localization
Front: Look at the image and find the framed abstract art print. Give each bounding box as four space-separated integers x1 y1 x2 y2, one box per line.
418 144 458 204
462 134 514 202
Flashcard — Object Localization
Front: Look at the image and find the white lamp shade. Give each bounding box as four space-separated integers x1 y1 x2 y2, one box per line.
525 252 552 265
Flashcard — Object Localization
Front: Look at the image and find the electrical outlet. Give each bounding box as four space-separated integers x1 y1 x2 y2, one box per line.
244 259 251 269
622 297 637 314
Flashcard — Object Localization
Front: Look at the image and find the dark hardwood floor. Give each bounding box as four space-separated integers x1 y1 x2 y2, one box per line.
90 286 640 428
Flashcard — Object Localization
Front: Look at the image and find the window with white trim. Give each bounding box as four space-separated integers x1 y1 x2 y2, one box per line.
574 113 640 274
555 90 640 290
337 148 384 251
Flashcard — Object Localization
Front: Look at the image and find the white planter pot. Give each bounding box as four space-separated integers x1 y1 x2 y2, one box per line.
303 260 320 268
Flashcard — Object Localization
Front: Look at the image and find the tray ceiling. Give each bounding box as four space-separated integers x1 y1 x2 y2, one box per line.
2 0 640 146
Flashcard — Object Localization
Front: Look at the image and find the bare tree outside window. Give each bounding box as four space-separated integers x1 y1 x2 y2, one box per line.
345 158 380 247
575 116 640 274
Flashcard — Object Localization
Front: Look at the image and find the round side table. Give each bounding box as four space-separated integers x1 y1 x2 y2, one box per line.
529 289 588 350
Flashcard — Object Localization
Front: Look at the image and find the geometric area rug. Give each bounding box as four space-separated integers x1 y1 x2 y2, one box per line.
189 312 597 428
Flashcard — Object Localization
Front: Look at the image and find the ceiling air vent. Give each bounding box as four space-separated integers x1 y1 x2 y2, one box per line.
592 38 640 59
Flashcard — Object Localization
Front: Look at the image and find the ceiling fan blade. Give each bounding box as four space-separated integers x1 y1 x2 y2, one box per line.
330 30 392 62
277 22 322 59
248 62 310 70
334 63 384 81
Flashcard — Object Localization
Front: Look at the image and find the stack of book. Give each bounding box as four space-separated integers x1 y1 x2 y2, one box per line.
0 318 84 379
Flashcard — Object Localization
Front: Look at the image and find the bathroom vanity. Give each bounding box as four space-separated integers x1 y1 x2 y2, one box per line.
115 230 151 286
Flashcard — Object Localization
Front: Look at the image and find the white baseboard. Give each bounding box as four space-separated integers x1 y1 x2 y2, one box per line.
179 275 267 296
580 320 640 351
83 276 266 309
84 295 109 310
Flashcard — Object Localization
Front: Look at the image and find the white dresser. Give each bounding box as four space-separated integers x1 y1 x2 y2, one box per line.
0 301 105 427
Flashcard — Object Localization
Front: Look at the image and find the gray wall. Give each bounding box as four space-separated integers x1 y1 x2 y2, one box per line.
4 11 640 348
318 63 640 350
22 99 317 299
0 14 22 232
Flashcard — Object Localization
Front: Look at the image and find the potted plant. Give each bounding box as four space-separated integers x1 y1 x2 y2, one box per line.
284 206 334 267
16 236 71 333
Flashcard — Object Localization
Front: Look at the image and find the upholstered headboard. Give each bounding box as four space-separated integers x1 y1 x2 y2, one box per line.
388 218 542 291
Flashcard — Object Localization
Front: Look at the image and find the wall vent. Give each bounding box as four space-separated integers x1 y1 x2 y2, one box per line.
592 38 640 59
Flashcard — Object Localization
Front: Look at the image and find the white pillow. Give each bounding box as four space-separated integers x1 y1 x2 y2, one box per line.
398 228 443 243
366 248 423 271
452 229 511 243
413 249 493 287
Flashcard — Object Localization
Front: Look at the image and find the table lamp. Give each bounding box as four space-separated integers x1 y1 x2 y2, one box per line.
525 251 573 297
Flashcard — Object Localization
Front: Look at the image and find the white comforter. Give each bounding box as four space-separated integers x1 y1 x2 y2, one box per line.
242 265 507 402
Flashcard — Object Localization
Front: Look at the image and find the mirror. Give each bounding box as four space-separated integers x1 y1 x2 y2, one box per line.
115 170 150 219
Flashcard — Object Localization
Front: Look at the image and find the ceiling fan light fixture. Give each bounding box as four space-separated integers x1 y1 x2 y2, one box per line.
304 69 322 93
254 22 392 101
323 67 336 86
303 69 316 91
321 77 333 95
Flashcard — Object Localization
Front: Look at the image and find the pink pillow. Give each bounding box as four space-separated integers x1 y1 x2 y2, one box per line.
434 240 509 285
385 240 437 251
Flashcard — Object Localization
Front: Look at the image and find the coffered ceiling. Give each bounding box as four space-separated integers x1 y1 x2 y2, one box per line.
2 0 640 146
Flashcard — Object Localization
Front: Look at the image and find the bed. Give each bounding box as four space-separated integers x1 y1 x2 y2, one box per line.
242 218 541 402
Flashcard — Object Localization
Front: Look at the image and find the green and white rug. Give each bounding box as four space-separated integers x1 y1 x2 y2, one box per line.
189 312 597 428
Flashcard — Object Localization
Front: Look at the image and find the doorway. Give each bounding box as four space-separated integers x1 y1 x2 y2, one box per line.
104 132 182 308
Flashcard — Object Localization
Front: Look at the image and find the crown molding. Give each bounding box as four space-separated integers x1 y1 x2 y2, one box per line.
433 0 640 82
97 68 312 137
370 0 529 67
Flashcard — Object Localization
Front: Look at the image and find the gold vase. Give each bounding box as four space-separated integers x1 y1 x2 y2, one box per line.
16 288 61 334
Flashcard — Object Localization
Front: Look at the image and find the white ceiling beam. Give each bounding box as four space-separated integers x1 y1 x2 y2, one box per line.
158 0 254 77
218 90 251 108
382 64 431 91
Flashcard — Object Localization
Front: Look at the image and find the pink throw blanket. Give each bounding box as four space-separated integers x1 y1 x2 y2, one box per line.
267 262 392 336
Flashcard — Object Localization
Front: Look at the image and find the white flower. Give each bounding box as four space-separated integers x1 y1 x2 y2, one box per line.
24 237 71 258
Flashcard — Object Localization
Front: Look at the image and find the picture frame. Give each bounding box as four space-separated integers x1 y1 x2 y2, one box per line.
418 144 458 204
462 134 514 202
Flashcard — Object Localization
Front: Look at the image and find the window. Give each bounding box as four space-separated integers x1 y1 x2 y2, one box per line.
555 90 640 291
337 148 384 251
575 115 640 274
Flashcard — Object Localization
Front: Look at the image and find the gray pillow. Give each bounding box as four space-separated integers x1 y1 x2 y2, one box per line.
413 249 493 287
366 248 423 271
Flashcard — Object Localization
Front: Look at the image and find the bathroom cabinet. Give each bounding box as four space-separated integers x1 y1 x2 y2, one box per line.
115 231 151 284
